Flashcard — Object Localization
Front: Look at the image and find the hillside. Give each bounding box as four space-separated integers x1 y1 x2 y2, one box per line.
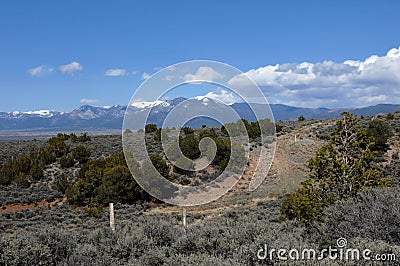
0 113 399 265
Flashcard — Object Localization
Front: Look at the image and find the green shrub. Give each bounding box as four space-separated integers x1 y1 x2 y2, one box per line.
149 153 171 180
59 155 75 168
181 126 194 135
275 123 283 133
77 132 91 142
54 173 69 193
320 187 400 245
57 133 71 141
39 147 56 165
48 137 69 158
66 152 148 207
0 235 53 265
386 112 395 120
279 180 324 224
179 133 200 160
366 119 392 152
13 172 30 188
72 145 91 164
29 163 45 181
298 115 306 121
145 123 157 133
280 112 390 225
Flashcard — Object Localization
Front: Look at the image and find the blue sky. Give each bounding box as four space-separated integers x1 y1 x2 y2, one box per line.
1 0 399 112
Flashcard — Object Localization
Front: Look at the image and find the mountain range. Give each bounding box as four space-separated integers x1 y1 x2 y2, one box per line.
1 97 399 131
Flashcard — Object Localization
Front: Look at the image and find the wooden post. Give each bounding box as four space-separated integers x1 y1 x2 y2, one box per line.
294 134 297 143
182 207 187 228
109 203 115 231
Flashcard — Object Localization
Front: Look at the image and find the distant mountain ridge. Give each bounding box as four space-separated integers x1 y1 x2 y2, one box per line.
0 98 399 131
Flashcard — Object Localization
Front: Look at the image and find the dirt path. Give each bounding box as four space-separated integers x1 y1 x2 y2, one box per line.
0 163 74 215
144 124 330 219
383 135 400 166
0 197 66 215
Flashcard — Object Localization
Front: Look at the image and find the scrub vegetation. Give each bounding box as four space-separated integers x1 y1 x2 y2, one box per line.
1 113 400 265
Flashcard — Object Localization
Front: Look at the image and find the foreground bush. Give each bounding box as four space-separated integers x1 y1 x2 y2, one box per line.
318 187 400 246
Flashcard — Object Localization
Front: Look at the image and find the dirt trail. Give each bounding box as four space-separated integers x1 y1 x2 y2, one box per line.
1 163 75 215
0 196 66 215
145 123 332 218
145 120 400 224
383 135 400 166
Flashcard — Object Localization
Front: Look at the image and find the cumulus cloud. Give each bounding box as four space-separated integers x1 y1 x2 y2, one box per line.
80 98 99 104
142 72 151 80
228 46 400 108
105 68 126 76
164 75 174 81
202 88 241 105
184 66 224 82
58 61 83 75
27 65 53 76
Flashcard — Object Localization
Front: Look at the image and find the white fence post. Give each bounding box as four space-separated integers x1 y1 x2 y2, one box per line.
109 203 115 231
182 207 187 228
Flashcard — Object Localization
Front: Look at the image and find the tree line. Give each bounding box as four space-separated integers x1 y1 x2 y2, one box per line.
0 133 91 188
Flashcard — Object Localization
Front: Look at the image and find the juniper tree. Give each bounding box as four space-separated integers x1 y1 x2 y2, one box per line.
280 112 390 224
366 119 392 152
71 145 91 164
309 111 387 201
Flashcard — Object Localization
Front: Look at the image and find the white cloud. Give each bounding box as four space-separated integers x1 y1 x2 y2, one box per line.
184 66 224 82
27 65 53 76
201 88 241 105
132 70 138 75
164 75 174 81
228 46 400 108
80 98 99 104
105 68 126 76
27 66 44 76
58 61 83 75
142 72 151 80
359 94 388 104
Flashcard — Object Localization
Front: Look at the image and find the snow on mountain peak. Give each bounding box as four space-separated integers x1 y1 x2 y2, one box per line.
22 110 55 117
193 96 210 105
130 100 170 109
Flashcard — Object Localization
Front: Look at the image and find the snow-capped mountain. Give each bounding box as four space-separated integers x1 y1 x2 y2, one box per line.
130 100 171 109
4 110 60 119
0 98 399 131
0 105 127 131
